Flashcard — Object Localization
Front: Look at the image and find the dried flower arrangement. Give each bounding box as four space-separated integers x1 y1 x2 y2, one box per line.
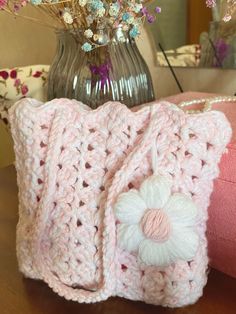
1 0 162 51
206 0 236 22
0 0 235 51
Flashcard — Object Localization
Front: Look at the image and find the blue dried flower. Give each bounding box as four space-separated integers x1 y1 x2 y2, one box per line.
31 0 42 5
82 42 92 52
122 12 131 22
129 26 139 38
89 0 104 11
109 2 120 17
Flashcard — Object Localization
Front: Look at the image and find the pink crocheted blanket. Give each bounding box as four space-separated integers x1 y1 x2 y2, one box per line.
9 98 231 307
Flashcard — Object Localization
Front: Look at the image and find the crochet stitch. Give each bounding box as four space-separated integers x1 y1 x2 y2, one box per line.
9 98 231 307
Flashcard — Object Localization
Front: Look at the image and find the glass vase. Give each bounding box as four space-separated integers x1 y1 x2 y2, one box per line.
199 20 236 68
47 28 155 109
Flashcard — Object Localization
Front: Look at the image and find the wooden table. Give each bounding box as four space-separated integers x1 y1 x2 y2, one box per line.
1 166 236 314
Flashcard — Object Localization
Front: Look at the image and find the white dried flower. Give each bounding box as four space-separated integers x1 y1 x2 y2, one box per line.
119 36 126 43
96 7 105 17
127 16 134 24
62 11 73 24
134 3 142 13
84 29 93 38
79 0 87 7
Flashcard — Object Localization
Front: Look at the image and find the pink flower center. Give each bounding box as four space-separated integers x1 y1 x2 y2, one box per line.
140 209 171 242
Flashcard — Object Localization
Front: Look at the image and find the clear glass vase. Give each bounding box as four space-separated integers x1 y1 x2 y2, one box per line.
199 20 236 68
47 28 155 109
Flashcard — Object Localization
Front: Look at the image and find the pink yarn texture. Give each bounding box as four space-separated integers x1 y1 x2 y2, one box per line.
9 98 232 307
140 209 171 242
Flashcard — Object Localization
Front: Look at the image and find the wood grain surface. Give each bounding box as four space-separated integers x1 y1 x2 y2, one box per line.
0 165 236 314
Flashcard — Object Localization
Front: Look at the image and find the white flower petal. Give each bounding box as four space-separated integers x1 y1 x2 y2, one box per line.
139 226 199 267
117 224 144 252
114 190 146 224
140 175 171 209
169 226 199 262
164 193 198 225
139 239 174 267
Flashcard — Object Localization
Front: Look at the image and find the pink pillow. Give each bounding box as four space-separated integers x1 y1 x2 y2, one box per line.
165 92 236 278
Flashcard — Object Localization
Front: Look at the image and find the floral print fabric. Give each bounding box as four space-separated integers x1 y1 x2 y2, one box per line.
0 65 49 128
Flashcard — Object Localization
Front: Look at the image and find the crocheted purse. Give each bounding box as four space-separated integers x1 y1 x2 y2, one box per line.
9 98 231 307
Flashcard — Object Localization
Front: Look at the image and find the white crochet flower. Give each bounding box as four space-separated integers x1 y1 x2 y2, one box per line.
114 175 199 267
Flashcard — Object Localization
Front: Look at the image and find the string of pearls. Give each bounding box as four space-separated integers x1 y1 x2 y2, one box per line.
179 96 236 114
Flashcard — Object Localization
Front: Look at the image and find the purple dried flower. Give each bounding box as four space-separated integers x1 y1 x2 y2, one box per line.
155 6 161 14
141 6 148 16
90 62 111 88
214 39 229 67
147 14 155 23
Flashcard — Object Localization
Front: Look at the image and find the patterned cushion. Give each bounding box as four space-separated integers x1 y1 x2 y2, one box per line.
0 65 48 167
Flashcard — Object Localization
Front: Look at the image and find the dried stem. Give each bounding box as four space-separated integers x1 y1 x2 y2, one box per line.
3 7 57 29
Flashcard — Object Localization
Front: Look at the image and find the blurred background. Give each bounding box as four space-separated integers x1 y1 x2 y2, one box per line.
0 6 55 68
